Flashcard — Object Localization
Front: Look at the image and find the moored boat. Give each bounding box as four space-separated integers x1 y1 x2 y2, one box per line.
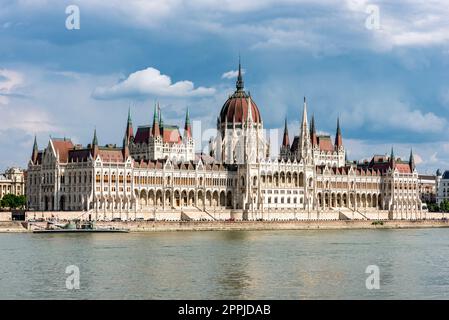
32 220 129 233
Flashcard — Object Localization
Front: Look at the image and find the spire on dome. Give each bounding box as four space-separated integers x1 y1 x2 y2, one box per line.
236 56 244 91
335 117 343 149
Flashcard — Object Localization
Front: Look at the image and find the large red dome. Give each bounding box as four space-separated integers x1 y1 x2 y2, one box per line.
218 62 262 124
219 91 262 124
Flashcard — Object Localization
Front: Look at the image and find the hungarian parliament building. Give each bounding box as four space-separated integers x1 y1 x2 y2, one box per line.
26 63 422 221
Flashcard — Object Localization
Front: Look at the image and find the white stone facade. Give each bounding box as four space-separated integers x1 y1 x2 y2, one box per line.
26 65 423 221
0 167 25 200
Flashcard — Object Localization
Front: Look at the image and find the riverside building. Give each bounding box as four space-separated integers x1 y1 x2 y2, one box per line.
26 63 423 221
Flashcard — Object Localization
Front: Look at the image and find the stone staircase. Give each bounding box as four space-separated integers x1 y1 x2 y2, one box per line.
335 207 368 220
181 207 216 221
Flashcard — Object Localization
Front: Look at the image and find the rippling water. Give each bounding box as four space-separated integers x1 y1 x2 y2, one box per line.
1 229 449 299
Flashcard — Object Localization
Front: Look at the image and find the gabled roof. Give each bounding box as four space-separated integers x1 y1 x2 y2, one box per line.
395 162 412 174
97 147 124 163
133 125 183 145
68 149 91 162
290 136 300 153
317 135 333 152
133 126 151 144
162 126 182 144
51 138 74 163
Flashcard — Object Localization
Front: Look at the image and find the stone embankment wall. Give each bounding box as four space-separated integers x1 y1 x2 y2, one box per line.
97 219 449 232
23 210 449 222
2 218 449 233
0 221 27 232
0 212 12 221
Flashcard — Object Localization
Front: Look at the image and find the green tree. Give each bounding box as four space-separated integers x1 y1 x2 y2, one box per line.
0 194 26 209
440 200 449 212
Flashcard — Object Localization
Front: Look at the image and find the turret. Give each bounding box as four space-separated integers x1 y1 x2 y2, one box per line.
151 103 161 137
298 96 312 161
125 107 134 143
310 114 317 146
282 118 290 149
390 147 395 169
91 128 99 158
31 135 38 164
409 148 415 172
335 117 343 150
184 107 192 139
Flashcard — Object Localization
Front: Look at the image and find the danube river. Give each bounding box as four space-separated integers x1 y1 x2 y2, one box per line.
1 229 449 299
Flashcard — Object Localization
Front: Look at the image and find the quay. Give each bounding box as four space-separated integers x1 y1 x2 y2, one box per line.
2 217 449 233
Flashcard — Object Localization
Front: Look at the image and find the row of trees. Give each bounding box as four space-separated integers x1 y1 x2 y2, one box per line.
0 194 26 209
426 201 449 212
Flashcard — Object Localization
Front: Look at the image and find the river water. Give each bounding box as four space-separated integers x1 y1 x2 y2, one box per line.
1 229 449 299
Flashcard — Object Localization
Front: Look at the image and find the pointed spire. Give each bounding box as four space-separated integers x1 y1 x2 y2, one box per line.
282 118 290 147
409 148 415 171
335 117 343 149
390 146 395 168
91 128 99 158
236 56 244 91
310 114 317 146
158 102 164 130
301 96 308 129
92 128 98 146
152 103 160 137
298 96 311 160
125 107 134 143
31 135 38 163
184 107 192 138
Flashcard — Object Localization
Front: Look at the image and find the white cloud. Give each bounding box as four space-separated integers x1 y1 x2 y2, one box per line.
0 69 59 135
0 104 55 133
0 69 23 104
221 69 245 79
92 67 216 100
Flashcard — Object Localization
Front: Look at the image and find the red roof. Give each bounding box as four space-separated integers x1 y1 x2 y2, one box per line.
68 149 91 162
317 136 333 152
395 163 412 173
162 127 182 144
134 126 182 145
134 126 151 144
98 148 124 163
51 138 74 163
220 91 262 124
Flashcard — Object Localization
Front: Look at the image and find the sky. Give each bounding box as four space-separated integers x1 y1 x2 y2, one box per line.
1 0 449 174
